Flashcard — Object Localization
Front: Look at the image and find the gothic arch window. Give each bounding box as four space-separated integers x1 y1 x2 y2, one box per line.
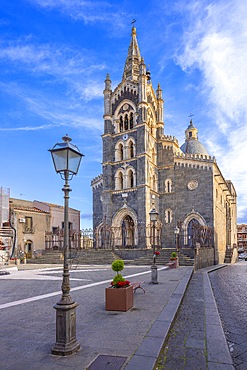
115 142 124 161
165 179 172 193
120 116 123 132
127 138 135 159
120 144 124 160
165 209 172 224
126 168 136 188
130 141 134 158
130 112 134 129
124 114 128 130
115 170 124 190
115 104 136 133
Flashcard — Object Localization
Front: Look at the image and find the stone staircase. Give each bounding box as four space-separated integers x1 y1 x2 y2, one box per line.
27 248 194 267
27 250 64 264
116 249 194 266
224 247 233 263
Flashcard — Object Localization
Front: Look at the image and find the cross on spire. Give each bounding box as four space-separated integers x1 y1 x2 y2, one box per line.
131 19 136 25
188 113 194 119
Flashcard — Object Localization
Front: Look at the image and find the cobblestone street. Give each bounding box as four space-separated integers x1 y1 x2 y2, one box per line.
210 262 247 370
156 271 208 370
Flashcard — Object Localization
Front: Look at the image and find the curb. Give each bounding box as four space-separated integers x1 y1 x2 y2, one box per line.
205 266 235 369
124 267 194 370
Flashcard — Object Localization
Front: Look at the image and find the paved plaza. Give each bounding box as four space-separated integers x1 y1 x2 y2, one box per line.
0 263 234 369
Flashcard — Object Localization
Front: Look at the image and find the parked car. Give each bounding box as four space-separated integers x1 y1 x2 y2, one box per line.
239 253 247 261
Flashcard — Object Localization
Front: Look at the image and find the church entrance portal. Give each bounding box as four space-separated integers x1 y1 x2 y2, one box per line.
187 219 199 247
122 215 134 248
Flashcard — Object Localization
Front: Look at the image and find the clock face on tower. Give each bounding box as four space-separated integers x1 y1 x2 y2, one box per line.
123 134 128 141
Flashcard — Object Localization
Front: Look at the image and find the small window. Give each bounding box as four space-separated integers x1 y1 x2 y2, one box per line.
165 179 172 193
25 217 33 229
165 209 172 223
62 222 73 230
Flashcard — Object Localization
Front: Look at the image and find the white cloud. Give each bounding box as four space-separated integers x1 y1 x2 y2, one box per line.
0 39 105 78
176 0 247 220
0 82 102 131
0 38 105 130
28 0 127 30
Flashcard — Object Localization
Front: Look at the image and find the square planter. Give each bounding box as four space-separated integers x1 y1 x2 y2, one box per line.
169 258 178 268
105 285 133 311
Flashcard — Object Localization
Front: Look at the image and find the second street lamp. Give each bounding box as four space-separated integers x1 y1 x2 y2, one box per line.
149 207 159 284
174 225 180 267
49 135 83 356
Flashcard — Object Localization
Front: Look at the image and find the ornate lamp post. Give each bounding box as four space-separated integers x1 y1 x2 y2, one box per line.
149 207 159 284
174 225 180 267
49 135 83 356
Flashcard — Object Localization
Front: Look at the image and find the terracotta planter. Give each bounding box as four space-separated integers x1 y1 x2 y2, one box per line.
105 285 133 311
169 258 178 268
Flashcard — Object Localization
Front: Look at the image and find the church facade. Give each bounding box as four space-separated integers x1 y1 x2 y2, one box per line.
91 27 237 264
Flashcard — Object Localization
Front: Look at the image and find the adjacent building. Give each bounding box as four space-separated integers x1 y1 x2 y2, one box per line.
237 224 247 251
0 196 81 258
91 26 237 264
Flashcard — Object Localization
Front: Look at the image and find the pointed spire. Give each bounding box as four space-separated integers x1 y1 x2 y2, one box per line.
122 26 141 82
104 73 111 91
156 84 163 100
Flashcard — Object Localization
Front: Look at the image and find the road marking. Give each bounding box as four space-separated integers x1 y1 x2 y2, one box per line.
0 267 167 310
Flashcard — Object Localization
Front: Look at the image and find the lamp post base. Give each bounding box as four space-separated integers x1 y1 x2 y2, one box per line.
52 301 80 356
150 264 158 284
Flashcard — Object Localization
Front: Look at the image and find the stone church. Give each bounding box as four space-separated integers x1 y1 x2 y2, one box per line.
91 27 237 264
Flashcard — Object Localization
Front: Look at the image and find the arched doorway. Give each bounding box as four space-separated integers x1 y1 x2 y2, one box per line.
111 208 138 248
122 215 134 248
183 210 207 247
187 219 199 247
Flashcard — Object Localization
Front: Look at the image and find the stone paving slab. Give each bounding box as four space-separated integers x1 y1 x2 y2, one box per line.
0 264 192 370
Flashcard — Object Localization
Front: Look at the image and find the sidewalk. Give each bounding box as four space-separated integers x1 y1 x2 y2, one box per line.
155 265 234 370
0 264 233 369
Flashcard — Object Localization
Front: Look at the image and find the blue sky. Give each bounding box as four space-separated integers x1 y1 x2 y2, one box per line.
0 0 247 228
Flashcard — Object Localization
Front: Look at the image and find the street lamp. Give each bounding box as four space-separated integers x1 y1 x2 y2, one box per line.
49 135 83 356
149 207 159 284
174 225 180 267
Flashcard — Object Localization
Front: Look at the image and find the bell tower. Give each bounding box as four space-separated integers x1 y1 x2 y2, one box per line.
93 26 164 248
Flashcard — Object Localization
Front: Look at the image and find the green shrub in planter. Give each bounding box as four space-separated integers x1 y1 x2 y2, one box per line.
110 260 130 288
112 259 124 275
170 252 177 260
